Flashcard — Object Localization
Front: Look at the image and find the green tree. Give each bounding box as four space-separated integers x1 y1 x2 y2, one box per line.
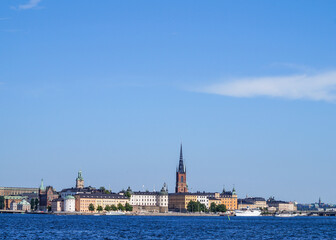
125 202 133 212
210 202 217 212
97 205 103 212
117 203 125 211
35 198 39 210
198 202 206 212
187 201 207 213
30 199 35 211
111 204 117 211
125 191 131 198
187 200 195 212
104 205 111 211
0 196 4 209
99 186 111 194
216 204 227 213
88 203 95 212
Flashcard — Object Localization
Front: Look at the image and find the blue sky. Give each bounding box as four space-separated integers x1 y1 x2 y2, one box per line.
1 0 336 203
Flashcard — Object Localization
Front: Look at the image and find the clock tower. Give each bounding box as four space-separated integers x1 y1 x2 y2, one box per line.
175 144 188 193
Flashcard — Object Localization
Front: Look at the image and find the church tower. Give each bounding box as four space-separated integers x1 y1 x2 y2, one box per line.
39 178 45 195
175 144 188 193
76 171 84 189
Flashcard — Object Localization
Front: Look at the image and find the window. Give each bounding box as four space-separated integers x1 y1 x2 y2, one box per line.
181 176 184 183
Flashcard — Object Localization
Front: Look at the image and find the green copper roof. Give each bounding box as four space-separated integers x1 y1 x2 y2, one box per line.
19 199 30 205
76 171 83 181
4 196 26 200
40 178 45 190
65 195 75 199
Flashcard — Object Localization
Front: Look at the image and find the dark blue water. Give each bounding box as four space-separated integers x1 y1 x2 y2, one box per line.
1 214 336 239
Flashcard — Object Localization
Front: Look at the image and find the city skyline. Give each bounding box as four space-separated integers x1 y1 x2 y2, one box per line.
0 145 327 205
1 0 336 203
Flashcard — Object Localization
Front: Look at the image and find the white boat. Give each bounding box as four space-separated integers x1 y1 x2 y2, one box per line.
105 211 125 215
275 213 297 217
235 208 261 217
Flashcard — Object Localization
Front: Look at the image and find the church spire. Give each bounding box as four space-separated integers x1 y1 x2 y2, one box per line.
178 143 185 173
175 143 188 193
40 178 44 190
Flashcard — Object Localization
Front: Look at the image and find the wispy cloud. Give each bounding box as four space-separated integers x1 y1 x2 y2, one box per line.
199 71 336 102
17 0 42 10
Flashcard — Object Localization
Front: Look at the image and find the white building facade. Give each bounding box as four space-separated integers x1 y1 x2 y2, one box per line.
64 195 76 212
130 192 168 207
196 195 209 208
130 184 168 207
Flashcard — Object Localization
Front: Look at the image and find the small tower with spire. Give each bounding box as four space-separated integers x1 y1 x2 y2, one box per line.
175 144 188 193
76 170 84 189
39 178 45 194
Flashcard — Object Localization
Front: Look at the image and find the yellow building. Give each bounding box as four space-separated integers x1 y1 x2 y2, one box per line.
168 193 197 211
220 195 237 210
238 197 267 210
219 188 238 210
208 197 221 207
75 193 129 213
169 191 238 211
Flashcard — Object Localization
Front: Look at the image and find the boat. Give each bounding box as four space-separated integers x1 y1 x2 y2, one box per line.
275 213 297 217
235 208 261 217
105 211 125 216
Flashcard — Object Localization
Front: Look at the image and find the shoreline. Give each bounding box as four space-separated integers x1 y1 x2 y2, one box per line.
0 210 331 217
0 210 221 216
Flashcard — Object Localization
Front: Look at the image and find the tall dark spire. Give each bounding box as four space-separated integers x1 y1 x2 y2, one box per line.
178 144 185 173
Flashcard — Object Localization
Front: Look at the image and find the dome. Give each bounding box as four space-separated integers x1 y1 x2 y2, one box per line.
19 200 30 205
65 195 75 200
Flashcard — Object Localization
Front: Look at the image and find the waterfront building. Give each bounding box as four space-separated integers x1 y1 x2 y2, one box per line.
192 192 220 208
168 193 197 211
51 198 64 212
17 199 31 211
64 195 76 212
130 184 169 213
76 171 84 189
267 197 297 212
10 201 17 211
208 197 221 207
196 195 209 208
169 190 238 211
75 193 129 213
267 206 277 212
0 187 38 196
39 179 59 211
4 195 27 210
220 188 238 210
175 144 188 193
193 189 238 210
238 197 267 209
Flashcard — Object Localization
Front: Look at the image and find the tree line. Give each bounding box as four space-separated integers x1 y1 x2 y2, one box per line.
88 203 133 212
187 201 227 213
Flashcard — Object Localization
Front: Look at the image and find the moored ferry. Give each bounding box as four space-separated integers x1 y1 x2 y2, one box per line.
235 208 261 217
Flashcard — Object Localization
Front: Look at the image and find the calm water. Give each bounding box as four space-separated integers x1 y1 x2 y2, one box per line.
1 214 336 239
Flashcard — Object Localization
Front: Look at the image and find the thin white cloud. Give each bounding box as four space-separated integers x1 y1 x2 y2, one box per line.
199 71 336 102
18 0 41 10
